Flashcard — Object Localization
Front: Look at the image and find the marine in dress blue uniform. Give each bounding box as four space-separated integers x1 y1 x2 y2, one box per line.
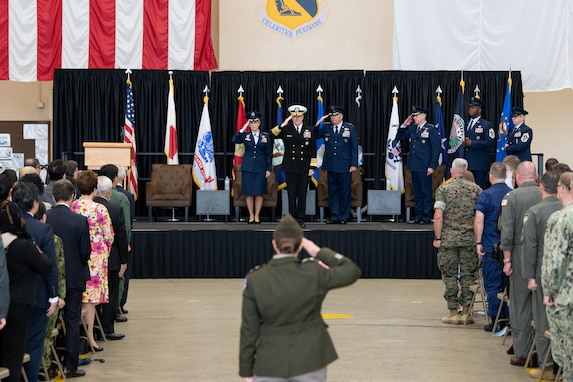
396 106 440 223
505 107 533 162
271 105 317 227
315 106 359 224
462 98 496 189
232 111 273 224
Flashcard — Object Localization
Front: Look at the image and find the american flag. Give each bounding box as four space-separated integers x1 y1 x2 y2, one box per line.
124 78 138 200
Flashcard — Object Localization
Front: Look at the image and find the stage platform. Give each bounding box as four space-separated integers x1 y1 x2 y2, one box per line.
131 220 439 279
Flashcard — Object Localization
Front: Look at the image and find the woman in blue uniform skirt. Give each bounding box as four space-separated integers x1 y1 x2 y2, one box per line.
232 111 272 223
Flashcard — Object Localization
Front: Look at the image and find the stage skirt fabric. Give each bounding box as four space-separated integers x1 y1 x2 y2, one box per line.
242 170 267 196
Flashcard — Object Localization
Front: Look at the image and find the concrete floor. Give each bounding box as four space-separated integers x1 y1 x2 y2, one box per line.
71 278 534 382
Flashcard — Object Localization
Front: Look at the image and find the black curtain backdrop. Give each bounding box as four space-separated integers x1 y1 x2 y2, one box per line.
363 71 524 188
53 69 522 218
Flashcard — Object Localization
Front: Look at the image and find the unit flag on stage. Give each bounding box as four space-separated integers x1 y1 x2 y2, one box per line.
193 90 218 190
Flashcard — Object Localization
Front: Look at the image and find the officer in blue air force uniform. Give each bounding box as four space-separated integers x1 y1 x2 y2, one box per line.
505 106 533 162
461 97 496 189
396 106 440 224
315 106 359 224
232 111 272 224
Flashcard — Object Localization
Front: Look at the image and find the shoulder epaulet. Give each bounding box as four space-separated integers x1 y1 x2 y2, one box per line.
301 257 315 264
248 264 265 274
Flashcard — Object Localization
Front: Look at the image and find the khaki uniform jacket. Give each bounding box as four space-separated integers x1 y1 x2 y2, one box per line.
239 248 360 378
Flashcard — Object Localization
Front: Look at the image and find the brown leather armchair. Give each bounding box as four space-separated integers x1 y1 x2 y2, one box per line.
146 164 193 222
317 169 363 222
233 164 278 222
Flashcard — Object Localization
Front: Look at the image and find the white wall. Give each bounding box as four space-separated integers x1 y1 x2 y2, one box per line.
0 0 571 166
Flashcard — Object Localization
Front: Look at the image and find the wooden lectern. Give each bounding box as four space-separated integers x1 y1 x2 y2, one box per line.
83 142 132 170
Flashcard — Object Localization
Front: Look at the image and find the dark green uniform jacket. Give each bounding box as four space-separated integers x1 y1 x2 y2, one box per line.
239 247 360 378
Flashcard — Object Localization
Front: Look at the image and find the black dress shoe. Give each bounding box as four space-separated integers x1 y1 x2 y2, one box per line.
254 221 261 224
340 220 347 224
506 344 514 355
64 368 86 378
247 220 254 224
105 333 125 340
115 315 128 323
121 308 128 314
408 219 421 224
93 346 104 352
327 220 340 224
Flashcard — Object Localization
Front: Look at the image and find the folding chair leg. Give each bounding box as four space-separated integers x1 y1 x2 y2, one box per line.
94 309 107 342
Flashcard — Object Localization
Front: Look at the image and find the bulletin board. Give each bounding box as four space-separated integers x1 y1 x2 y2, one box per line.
0 121 51 168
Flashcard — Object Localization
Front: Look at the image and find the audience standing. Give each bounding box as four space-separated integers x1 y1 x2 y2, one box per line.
46 180 91 378
542 171 573 382
0 201 52 382
499 161 542 367
473 162 512 332
433 158 482 324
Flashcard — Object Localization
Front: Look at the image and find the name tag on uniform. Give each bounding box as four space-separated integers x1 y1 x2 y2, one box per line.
475 127 483 133
303 131 311 139
342 129 350 138
261 136 268 144
245 135 252 141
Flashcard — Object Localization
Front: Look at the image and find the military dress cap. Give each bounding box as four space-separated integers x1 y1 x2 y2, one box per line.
246 111 262 121
327 105 345 115
287 105 307 116
273 214 303 239
469 97 485 108
411 106 429 115
512 106 528 116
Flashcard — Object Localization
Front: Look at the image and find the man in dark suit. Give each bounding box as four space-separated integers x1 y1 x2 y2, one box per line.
41 160 67 206
12 183 59 382
239 214 360 381
461 97 496 189
46 180 91 378
114 164 135 314
94 176 128 340
315 106 359 224
271 105 317 228
396 106 440 224
505 106 533 162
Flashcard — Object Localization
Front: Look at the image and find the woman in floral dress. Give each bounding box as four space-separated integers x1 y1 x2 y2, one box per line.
71 170 114 350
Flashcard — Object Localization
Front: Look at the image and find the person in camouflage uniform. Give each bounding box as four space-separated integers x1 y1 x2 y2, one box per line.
542 171 573 382
433 158 482 324
499 161 542 367
42 234 65 375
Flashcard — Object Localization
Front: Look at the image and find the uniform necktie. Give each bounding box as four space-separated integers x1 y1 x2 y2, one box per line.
335 126 339 135
467 120 474 131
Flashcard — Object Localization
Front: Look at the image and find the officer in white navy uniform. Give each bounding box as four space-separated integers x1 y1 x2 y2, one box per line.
461 97 496 189
505 106 533 162
396 106 440 224
271 105 317 228
315 106 359 224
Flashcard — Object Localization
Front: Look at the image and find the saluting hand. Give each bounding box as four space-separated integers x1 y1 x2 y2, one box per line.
401 115 413 126
280 115 293 128
302 238 320 258
240 121 249 133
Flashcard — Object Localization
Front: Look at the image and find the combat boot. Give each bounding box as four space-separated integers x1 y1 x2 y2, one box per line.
441 309 461 324
460 306 474 324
